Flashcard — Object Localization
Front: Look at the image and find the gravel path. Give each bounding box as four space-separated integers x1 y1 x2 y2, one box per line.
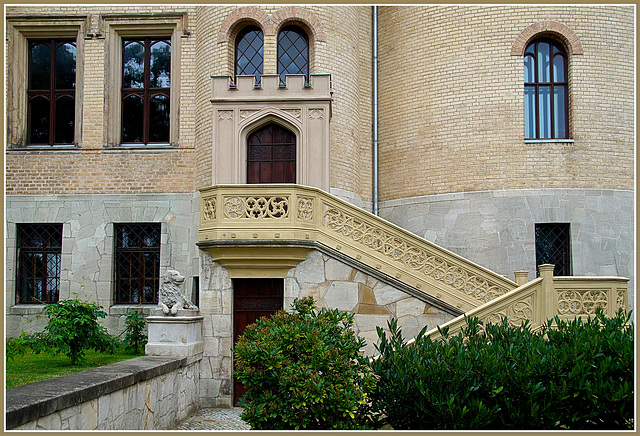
173 407 251 431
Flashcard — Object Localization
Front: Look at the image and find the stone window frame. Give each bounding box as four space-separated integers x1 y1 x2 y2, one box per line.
512 21 583 144
104 14 187 148
5 16 87 149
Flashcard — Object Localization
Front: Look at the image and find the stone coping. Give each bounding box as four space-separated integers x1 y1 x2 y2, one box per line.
5 356 189 429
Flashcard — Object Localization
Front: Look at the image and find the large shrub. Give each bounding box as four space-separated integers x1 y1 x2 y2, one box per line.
7 298 118 365
233 297 376 430
370 309 634 430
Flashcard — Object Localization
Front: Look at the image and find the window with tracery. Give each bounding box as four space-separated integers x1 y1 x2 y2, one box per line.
122 38 171 144
524 39 568 139
235 26 263 85
277 26 309 86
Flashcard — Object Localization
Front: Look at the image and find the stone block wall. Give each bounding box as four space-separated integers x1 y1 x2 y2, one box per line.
5 193 201 337
7 356 199 430
380 188 635 308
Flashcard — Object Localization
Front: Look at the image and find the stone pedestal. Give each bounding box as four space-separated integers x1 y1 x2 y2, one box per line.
145 309 204 358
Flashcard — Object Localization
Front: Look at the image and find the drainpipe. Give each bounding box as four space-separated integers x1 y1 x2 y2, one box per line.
372 6 380 216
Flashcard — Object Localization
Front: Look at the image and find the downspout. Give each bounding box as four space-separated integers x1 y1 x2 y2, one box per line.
372 6 380 216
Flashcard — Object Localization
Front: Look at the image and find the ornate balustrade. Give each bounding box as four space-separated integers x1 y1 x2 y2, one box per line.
199 184 517 313
424 264 629 341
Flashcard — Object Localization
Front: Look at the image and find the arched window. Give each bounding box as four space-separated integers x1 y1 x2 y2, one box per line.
235 26 263 85
524 38 568 139
277 25 309 86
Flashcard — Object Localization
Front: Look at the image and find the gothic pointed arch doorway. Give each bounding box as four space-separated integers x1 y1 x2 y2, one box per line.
247 123 296 183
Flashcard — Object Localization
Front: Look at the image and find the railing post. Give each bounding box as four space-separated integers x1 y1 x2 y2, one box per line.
514 270 529 286
538 264 556 324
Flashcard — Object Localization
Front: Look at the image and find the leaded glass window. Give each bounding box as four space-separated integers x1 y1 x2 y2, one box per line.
27 39 76 145
16 224 63 303
235 26 263 85
535 223 572 276
524 39 568 139
277 26 309 86
114 223 161 304
122 38 171 144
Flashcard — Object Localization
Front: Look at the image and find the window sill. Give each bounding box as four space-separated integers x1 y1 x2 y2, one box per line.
109 305 158 316
104 144 179 153
7 146 81 152
524 139 575 144
9 304 46 315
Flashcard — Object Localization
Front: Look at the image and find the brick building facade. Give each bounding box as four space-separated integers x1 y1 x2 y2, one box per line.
5 5 635 406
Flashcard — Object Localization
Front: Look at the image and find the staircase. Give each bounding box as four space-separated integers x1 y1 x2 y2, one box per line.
198 184 628 333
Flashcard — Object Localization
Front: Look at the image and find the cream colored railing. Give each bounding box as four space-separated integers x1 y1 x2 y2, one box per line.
424 264 629 341
199 184 517 313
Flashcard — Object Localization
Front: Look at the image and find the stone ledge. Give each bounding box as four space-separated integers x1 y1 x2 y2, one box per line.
5 356 190 429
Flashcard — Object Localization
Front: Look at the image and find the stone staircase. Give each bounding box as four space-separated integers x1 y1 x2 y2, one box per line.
198 184 629 333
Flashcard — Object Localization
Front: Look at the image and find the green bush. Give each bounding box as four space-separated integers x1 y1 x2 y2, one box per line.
7 298 118 365
233 297 376 430
370 309 634 430
123 311 147 354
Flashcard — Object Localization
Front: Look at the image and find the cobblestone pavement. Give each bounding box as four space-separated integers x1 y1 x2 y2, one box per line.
173 407 251 431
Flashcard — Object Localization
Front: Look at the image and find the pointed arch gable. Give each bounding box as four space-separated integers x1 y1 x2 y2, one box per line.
239 110 304 184
511 21 583 56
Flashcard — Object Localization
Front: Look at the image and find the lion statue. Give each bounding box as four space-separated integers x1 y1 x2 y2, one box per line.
158 269 198 315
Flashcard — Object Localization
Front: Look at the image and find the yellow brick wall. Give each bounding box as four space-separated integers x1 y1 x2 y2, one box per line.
5 6 634 200
193 6 372 197
377 5 635 201
5 5 199 195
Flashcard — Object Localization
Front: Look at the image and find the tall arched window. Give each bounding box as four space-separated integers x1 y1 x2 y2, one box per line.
524 38 568 139
277 25 309 86
235 26 263 85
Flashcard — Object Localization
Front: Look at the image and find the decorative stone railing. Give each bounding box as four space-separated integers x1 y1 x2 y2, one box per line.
198 184 518 313
424 264 629 341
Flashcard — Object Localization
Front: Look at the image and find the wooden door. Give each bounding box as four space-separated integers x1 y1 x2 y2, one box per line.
247 123 296 183
233 278 284 406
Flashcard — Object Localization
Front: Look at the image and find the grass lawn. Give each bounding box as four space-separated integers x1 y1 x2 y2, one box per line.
6 346 145 388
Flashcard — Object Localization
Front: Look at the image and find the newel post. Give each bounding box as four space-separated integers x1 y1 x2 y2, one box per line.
514 270 529 286
538 264 556 323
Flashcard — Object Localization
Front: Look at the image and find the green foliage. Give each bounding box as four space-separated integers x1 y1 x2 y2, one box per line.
370 309 634 430
233 297 376 430
123 311 147 354
8 298 119 365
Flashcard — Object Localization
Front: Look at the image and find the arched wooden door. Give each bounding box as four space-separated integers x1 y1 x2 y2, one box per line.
233 278 284 406
247 123 296 183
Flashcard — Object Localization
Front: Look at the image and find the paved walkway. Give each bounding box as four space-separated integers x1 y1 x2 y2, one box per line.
173 407 251 431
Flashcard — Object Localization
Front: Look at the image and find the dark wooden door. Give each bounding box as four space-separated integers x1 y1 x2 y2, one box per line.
247 123 296 183
233 278 284 406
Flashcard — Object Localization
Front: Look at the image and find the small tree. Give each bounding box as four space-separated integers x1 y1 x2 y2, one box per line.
122 311 147 354
26 298 118 364
234 297 376 430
